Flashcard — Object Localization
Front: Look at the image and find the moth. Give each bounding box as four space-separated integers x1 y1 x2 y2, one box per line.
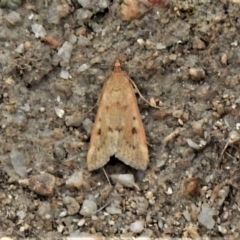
87 60 149 171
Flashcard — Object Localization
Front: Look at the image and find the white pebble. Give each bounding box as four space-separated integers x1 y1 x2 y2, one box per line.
78 64 90 73
66 171 83 190
130 220 144 233
54 107 65 118
137 38 145 46
5 11 21 25
110 174 135 188
78 219 86 226
60 69 70 79
165 187 173 195
31 23 47 38
15 43 24 53
39 107 45 112
79 200 97 216
59 210 67 217
106 206 122 215
57 224 64 233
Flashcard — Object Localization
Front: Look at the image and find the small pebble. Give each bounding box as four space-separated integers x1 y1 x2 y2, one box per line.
165 187 173 195
79 200 97 216
16 210 26 219
130 220 144 233
66 171 83 190
58 41 73 67
54 107 65 118
82 118 93 135
59 210 67 217
15 43 24 53
110 174 135 188
31 23 47 38
189 68 205 81
78 63 90 73
186 138 201 150
198 204 215 229
28 173 55 196
77 36 91 47
65 112 84 127
137 38 145 46
106 206 122 215
10 149 27 178
60 69 70 79
5 11 22 25
63 196 80 215
39 107 45 112
78 219 86 226
192 36 206 49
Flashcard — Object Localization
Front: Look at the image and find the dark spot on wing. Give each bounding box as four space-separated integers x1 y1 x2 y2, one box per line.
132 127 137 134
133 116 136 120
108 127 113 132
97 129 101 135
116 127 122 132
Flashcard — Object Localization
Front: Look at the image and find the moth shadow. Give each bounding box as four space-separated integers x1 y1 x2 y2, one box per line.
104 156 135 174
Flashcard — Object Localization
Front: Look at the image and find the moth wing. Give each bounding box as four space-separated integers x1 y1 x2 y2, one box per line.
115 79 149 170
87 80 119 171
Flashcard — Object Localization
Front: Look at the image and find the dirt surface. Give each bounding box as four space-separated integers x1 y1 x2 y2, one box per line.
1 0 240 239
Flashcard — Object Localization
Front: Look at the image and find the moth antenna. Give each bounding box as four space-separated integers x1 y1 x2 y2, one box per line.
102 168 112 186
129 78 161 109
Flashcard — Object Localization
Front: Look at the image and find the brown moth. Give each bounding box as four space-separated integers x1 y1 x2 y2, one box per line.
87 60 149 171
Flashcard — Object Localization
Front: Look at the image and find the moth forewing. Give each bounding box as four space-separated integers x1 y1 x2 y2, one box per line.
87 60 149 171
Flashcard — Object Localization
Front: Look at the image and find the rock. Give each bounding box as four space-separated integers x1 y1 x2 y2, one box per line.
82 118 93 135
10 149 27 178
53 144 66 160
63 196 80 215
106 206 122 215
16 210 26 219
66 171 83 190
198 204 215 229
60 69 70 79
189 68 205 81
29 173 55 196
77 63 90 73
65 112 84 127
74 9 93 22
54 107 65 118
77 36 91 47
38 202 52 218
12 110 27 128
0 0 22 9
130 220 144 233
192 36 206 49
58 41 73 67
135 197 149 215
31 23 47 38
79 199 97 216
5 11 22 25
110 174 135 188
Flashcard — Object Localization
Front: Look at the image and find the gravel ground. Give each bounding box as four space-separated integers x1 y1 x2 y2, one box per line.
1 0 240 239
